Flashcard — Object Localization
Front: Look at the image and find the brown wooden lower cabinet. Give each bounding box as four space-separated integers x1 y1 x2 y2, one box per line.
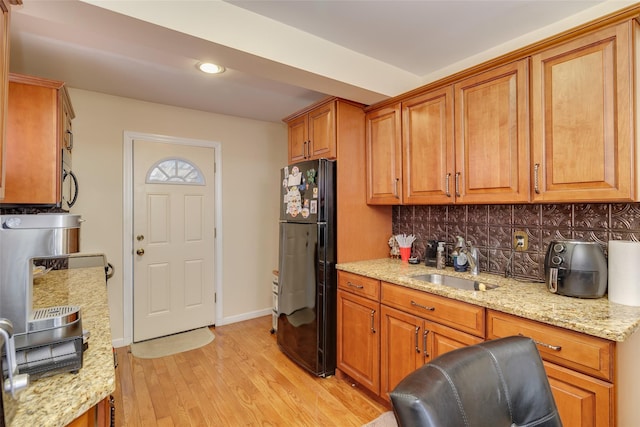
544 361 613 427
487 309 614 427
337 272 617 425
337 289 380 394
66 397 111 427
379 304 483 401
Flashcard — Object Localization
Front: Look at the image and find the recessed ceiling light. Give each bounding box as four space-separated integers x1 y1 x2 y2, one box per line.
197 62 226 74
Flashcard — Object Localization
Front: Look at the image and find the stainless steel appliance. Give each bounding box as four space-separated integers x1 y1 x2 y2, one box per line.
0 214 86 381
277 159 336 377
544 240 608 298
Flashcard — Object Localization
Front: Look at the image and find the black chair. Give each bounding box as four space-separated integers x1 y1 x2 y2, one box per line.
389 336 562 427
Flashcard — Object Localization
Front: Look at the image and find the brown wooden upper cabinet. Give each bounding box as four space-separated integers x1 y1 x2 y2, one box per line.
402 87 454 204
531 21 635 202
2 73 75 205
454 59 530 204
285 99 336 164
365 103 402 204
367 59 529 205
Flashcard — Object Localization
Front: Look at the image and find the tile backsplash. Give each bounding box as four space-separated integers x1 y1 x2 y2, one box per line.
392 203 640 281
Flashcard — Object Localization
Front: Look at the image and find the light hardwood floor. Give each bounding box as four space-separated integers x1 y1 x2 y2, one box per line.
113 315 389 426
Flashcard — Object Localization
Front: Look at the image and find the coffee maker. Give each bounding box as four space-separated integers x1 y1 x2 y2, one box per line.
0 214 86 381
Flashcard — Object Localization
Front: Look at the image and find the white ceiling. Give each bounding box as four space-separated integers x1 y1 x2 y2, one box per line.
8 0 634 123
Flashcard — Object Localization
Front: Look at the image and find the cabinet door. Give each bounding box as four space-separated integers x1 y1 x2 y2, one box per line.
531 22 633 202
366 103 402 204
454 59 530 203
380 305 425 401
545 361 614 427
337 290 380 394
4 77 61 204
428 320 483 360
308 102 336 159
402 86 455 204
287 114 308 164
0 0 8 200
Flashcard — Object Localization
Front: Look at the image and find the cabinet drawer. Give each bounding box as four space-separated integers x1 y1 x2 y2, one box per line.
381 282 485 338
487 310 614 381
338 271 380 301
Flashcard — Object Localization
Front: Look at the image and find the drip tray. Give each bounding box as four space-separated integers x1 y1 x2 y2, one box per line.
28 305 80 332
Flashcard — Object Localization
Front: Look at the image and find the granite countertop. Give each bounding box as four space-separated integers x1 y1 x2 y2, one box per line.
3 266 115 427
337 258 640 342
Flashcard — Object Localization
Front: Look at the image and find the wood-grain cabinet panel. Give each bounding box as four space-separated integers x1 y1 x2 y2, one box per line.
365 103 402 204
454 59 530 203
381 282 485 337
337 270 381 395
545 361 614 427
2 73 74 205
337 271 380 301
379 304 482 402
531 21 634 202
285 100 336 164
368 59 529 205
487 309 613 381
402 86 454 204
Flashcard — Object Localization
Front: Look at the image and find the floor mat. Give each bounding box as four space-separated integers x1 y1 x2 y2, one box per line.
130 327 215 359
362 411 398 427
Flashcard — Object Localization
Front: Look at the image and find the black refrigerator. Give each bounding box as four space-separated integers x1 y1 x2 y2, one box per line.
277 158 336 377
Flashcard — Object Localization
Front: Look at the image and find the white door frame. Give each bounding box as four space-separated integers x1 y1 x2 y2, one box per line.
123 131 223 346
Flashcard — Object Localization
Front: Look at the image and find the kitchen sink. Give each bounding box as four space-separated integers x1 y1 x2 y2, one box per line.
411 273 498 291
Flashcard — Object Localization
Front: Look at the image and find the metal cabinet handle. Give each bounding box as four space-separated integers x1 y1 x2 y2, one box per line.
519 333 561 351
411 300 435 312
370 310 376 334
455 172 461 197
423 330 430 358
393 178 399 198
65 129 74 151
414 326 421 353
347 281 364 289
534 163 540 194
303 141 308 159
445 173 451 197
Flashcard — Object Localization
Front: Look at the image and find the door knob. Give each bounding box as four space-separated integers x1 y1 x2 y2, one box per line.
136 248 145 256
136 235 145 241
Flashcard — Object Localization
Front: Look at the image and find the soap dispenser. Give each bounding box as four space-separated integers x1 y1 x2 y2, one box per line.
453 236 469 272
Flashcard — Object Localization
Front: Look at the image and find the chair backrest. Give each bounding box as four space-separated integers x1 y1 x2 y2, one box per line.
389 336 563 427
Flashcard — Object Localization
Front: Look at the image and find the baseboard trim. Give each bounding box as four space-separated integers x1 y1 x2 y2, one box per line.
218 308 272 326
112 308 273 348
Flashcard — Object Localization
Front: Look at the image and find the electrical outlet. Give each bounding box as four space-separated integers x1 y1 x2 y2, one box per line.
513 230 528 251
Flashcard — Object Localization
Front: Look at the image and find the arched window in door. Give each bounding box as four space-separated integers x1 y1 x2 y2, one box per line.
146 158 205 185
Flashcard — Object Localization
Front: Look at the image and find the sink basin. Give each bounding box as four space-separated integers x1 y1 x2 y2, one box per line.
411 273 498 291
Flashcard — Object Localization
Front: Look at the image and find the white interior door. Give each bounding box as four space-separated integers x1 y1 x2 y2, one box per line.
133 138 216 342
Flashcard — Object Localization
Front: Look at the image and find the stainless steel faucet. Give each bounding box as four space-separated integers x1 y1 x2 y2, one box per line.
456 236 479 275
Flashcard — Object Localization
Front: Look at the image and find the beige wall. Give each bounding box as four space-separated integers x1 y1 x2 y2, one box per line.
68 88 287 345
